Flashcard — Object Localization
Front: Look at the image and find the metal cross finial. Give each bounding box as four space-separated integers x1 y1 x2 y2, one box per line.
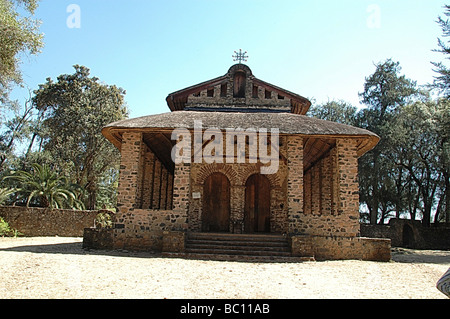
232 49 248 64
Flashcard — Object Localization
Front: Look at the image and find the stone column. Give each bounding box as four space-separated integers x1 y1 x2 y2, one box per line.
167 173 174 210
286 135 304 235
321 154 332 215
152 160 162 209
311 164 321 215
160 166 168 210
231 185 245 233
172 162 190 231
336 139 360 237
141 151 155 209
117 132 144 211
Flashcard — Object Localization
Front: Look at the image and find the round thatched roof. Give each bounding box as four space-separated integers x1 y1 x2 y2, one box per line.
102 111 379 157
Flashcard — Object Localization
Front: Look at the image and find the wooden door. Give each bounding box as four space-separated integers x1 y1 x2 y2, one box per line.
233 71 246 98
202 173 231 232
244 174 271 233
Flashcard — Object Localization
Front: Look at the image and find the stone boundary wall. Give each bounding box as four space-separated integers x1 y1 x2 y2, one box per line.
361 218 450 250
291 235 391 261
0 206 110 237
112 209 187 251
83 228 185 253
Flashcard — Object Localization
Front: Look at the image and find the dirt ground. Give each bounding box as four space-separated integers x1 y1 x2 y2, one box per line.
0 237 448 299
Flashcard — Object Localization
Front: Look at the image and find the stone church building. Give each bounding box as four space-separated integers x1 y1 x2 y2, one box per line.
86 63 391 261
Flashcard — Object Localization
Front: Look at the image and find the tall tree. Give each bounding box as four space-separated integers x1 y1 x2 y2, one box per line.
0 0 43 101
432 98 450 224
32 65 128 210
430 5 450 224
432 4 450 96
308 100 357 126
0 92 36 171
387 101 446 226
358 59 422 224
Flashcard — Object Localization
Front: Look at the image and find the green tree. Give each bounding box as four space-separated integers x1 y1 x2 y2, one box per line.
0 93 36 171
432 4 450 96
386 101 446 226
434 98 450 223
358 59 422 224
32 65 128 210
3 163 84 209
0 0 43 101
308 100 358 126
431 5 450 224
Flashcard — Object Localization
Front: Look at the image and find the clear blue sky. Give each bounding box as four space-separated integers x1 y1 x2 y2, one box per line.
12 0 448 118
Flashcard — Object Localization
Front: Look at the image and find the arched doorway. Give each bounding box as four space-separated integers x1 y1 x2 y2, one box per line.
233 71 246 98
202 173 231 232
402 224 414 248
244 174 271 233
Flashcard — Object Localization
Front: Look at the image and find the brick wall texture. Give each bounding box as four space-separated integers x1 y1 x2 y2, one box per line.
0 206 103 237
102 131 390 260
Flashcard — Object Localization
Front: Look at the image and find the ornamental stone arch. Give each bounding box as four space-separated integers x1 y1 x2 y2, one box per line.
239 165 280 189
195 163 239 186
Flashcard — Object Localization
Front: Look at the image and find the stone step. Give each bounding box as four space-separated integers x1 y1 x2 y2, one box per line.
186 239 289 248
181 232 313 262
163 252 315 263
188 232 288 243
186 242 290 252
185 247 292 256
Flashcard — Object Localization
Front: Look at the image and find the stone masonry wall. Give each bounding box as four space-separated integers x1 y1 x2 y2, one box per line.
287 135 304 234
300 139 360 237
113 132 182 251
108 131 384 259
0 206 105 237
291 234 391 261
189 161 288 233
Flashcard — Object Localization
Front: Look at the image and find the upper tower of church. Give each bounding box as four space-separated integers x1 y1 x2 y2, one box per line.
166 63 311 115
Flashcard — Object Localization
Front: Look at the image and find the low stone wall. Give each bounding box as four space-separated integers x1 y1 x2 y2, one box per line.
291 234 391 262
82 228 186 253
112 209 187 251
83 228 114 250
84 227 391 261
361 218 450 250
0 206 111 237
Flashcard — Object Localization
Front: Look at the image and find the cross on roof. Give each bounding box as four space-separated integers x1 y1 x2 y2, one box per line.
232 49 248 64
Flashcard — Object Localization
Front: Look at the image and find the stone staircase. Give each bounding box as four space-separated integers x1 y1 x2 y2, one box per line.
164 232 314 262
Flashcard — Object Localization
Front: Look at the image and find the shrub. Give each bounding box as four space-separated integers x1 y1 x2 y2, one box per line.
94 212 113 229
0 217 20 237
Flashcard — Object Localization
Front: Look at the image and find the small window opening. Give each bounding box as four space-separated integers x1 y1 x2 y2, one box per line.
265 89 272 99
220 84 227 97
252 85 259 98
207 88 214 97
278 94 285 100
233 71 246 98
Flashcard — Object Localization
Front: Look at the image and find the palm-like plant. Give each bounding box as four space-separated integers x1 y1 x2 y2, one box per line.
0 188 15 206
3 163 85 210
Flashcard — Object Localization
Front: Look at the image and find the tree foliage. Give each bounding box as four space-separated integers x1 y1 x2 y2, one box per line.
308 100 357 126
3 163 84 209
358 59 426 225
432 5 450 96
0 0 43 101
310 59 448 226
31 65 128 210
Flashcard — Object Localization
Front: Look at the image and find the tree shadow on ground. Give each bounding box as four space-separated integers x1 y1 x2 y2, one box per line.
391 247 450 265
1 240 449 265
0 240 161 259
